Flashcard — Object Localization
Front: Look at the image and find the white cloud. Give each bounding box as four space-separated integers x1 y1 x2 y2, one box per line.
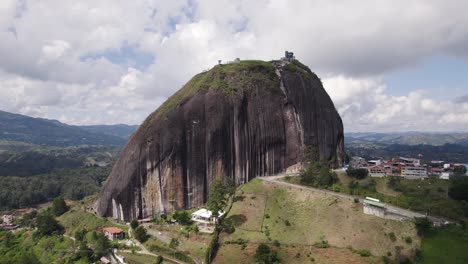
0 0 468 131
323 76 468 132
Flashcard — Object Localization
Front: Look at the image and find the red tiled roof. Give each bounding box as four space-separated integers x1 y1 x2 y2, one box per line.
102 227 123 234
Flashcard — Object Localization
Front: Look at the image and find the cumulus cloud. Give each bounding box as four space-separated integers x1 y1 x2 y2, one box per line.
0 0 468 131
323 76 468 132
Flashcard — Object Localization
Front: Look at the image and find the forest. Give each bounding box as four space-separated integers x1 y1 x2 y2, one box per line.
0 167 110 210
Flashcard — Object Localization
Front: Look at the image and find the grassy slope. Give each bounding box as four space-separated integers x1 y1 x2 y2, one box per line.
334 173 467 220
215 179 418 263
417 225 468 264
58 196 128 237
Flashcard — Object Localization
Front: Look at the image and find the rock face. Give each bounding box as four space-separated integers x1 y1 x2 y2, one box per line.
94 60 344 221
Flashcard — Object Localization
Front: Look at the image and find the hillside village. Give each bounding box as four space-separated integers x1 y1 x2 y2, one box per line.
350 156 468 180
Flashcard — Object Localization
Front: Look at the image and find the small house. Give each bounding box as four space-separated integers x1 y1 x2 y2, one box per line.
191 208 224 224
102 227 124 241
363 197 386 218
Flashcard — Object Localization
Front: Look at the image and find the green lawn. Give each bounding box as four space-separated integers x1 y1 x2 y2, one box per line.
418 225 468 264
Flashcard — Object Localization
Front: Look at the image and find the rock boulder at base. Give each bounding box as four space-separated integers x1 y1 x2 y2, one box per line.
94 60 344 221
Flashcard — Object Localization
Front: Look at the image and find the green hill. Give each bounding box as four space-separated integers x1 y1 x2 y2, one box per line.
0 110 131 146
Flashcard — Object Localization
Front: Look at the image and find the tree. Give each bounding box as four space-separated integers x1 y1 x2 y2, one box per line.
346 166 368 179
169 238 180 250
207 179 229 217
156 255 163 264
255 243 280 264
301 161 337 188
76 241 93 262
75 228 87 243
173 210 192 225
304 146 319 163
168 238 180 259
36 211 64 236
51 197 69 216
92 232 110 259
454 166 467 176
134 226 149 243
130 219 139 230
414 217 432 236
449 176 468 202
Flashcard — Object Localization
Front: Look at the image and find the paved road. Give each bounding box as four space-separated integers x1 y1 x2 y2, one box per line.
259 174 446 223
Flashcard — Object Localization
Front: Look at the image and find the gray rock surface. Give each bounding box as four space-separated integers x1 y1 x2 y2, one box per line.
94 60 344 221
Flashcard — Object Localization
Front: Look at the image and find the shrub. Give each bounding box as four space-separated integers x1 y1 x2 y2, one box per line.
414 217 432 236
347 167 369 179
284 220 291 226
404 236 412 244
353 249 371 257
314 236 329 248
255 243 280 264
51 197 69 216
388 232 397 242
130 219 139 230
35 211 64 236
156 255 163 264
273 240 281 247
134 226 149 243
449 176 468 202
172 210 192 226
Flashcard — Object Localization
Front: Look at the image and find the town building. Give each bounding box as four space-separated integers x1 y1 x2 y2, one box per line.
430 167 443 177
102 227 124 241
440 172 452 180
398 157 421 166
350 156 367 168
368 159 382 166
191 208 225 224
368 165 387 177
401 166 428 179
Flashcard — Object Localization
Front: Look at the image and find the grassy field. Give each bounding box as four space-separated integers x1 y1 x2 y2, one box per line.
215 179 419 263
285 172 468 220
417 225 468 264
215 243 383 264
147 224 211 261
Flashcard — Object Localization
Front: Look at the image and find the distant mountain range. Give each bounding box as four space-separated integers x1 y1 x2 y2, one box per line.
345 132 468 163
346 132 468 146
76 124 139 140
0 110 138 147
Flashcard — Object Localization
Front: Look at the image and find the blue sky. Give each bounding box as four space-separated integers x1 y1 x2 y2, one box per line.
385 55 468 100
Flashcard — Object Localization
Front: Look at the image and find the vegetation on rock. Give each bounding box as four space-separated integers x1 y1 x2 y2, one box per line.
148 60 278 121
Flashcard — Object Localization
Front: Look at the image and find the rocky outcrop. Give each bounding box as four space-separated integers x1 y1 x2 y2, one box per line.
94 60 344 221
